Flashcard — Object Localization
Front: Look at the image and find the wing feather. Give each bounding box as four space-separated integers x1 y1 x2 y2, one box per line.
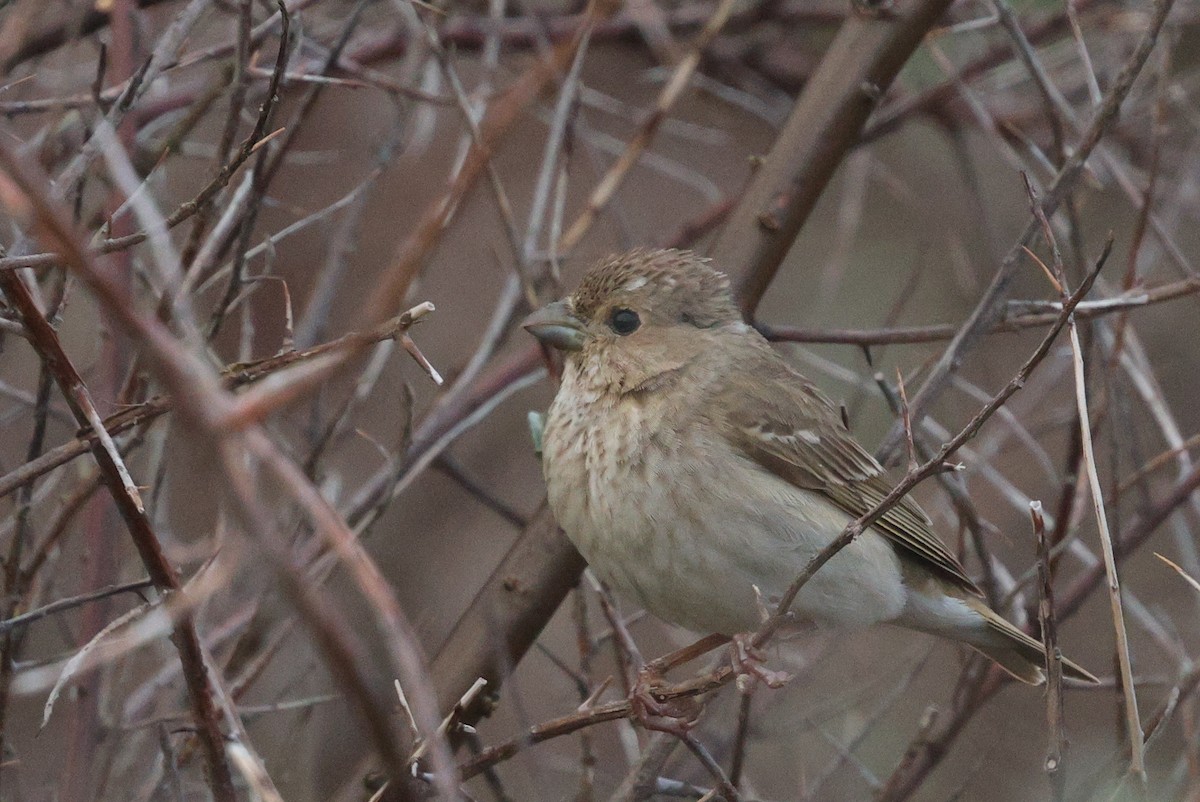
720 358 981 595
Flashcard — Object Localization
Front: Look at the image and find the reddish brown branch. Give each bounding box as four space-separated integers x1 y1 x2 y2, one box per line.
1033 502 1067 801
0 271 237 801
0 578 154 635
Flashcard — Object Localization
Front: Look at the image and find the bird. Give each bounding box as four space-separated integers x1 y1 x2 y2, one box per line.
523 247 1097 688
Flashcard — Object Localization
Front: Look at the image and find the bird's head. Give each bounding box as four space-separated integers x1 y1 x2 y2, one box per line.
523 249 744 393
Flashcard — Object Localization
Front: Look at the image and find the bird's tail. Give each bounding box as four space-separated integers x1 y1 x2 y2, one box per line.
962 595 1099 686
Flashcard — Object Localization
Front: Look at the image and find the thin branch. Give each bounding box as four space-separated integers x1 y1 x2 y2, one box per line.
678 733 740 802
756 275 1200 346
1068 320 1144 779
1033 502 1066 802
728 691 753 791
0 579 153 635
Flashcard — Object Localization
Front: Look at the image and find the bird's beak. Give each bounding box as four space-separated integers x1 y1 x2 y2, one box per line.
522 300 586 352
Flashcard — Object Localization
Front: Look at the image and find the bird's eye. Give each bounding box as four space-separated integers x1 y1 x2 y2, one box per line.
608 307 641 335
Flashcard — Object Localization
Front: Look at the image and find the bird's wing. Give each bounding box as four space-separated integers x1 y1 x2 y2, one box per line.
719 358 981 595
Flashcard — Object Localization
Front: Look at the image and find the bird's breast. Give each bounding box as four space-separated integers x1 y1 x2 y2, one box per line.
541 377 756 632
544 376 676 548
543 383 660 545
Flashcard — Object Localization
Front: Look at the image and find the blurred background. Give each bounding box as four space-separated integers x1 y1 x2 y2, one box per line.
1 0 1199 800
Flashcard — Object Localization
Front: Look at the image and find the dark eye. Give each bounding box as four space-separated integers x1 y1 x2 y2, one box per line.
608 307 641 335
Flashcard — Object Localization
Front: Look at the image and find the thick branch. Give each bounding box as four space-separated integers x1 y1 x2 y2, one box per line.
710 0 956 316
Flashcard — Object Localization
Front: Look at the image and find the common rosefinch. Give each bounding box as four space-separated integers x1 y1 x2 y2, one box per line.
525 248 1096 686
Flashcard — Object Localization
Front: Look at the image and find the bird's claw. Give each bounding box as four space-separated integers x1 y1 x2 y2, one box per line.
730 633 792 692
630 664 700 735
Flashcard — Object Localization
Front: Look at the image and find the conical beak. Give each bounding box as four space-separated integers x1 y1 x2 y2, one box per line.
522 300 586 352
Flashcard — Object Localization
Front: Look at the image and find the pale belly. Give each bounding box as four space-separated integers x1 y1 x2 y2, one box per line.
543 393 908 636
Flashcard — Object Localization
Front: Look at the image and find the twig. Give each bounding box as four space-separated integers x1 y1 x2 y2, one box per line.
728 692 753 790
1156 553 1200 595
0 578 153 635
990 0 1068 161
645 634 731 676
572 587 597 802
756 276 1200 346
1068 319 1144 780
520 5 592 291
1033 502 1067 802
593 577 643 697
875 374 1001 609
410 677 489 764
895 368 918 472
461 698 633 780
198 641 286 802
678 733 740 802
609 732 680 802
434 457 528 529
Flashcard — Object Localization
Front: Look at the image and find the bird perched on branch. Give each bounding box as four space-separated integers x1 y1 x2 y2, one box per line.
524 248 1096 695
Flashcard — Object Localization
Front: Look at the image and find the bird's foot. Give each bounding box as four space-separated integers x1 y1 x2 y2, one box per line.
630 663 700 736
729 633 792 693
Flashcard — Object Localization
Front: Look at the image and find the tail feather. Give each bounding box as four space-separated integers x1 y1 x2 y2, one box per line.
965 596 1099 686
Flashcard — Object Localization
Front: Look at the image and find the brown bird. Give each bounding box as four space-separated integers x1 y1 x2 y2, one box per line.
524 248 1097 687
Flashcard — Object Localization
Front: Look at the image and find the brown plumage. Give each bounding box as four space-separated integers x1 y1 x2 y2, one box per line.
525 248 1097 686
